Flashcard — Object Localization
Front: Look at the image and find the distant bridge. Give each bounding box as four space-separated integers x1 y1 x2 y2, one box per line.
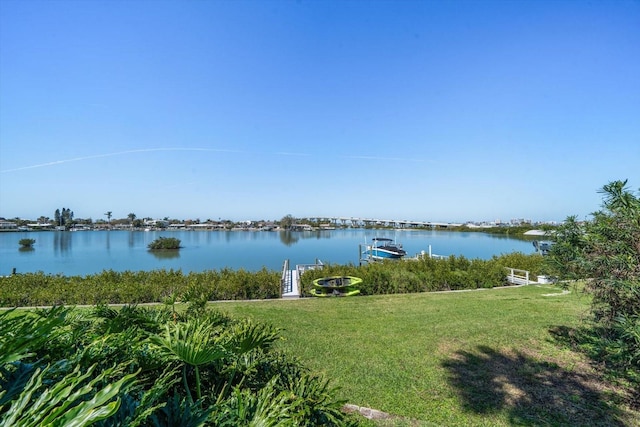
323 217 463 228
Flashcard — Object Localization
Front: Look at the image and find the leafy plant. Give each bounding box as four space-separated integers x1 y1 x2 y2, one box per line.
0 364 137 427
1 303 350 426
148 237 182 250
546 179 640 370
150 319 228 401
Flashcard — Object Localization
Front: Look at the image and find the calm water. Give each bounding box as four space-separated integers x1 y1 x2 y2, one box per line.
0 229 536 276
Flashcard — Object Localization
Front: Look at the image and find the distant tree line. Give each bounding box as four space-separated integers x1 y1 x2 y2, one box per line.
54 207 73 228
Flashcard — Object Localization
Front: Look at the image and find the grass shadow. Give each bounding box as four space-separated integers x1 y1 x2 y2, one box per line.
549 325 640 412
442 344 629 426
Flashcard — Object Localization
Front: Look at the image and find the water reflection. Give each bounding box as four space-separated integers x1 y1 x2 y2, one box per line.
279 231 299 246
128 231 144 248
18 247 35 253
149 250 181 260
53 232 72 255
0 229 537 277
279 230 341 246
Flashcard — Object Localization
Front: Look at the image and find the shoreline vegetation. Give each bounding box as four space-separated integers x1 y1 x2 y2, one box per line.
0 252 542 308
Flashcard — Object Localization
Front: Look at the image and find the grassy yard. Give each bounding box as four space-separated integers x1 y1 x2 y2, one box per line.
216 284 638 426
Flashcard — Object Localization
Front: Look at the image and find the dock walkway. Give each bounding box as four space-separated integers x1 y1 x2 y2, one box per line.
281 259 324 298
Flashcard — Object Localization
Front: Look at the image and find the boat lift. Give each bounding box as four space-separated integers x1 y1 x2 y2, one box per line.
359 243 444 265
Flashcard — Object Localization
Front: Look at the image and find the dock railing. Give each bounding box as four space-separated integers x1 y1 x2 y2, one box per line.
295 259 324 277
281 259 324 298
281 259 292 296
505 267 532 285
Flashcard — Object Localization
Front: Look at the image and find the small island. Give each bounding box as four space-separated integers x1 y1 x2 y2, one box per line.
18 238 36 250
147 237 182 251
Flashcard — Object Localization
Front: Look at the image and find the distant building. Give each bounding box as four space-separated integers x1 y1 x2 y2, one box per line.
144 219 170 228
0 220 17 230
290 224 313 231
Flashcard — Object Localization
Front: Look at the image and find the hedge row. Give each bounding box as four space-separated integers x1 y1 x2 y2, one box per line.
300 252 544 295
0 268 280 307
0 252 544 307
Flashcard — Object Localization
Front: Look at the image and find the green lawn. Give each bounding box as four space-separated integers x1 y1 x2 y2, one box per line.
216 285 638 426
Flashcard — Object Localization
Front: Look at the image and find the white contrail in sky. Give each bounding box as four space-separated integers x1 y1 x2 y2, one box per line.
0 147 247 173
1 147 424 173
340 154 425 162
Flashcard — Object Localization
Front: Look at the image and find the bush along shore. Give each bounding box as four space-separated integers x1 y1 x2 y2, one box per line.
0 252 543 307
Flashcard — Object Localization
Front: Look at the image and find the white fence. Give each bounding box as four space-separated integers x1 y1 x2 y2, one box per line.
505 268 533 285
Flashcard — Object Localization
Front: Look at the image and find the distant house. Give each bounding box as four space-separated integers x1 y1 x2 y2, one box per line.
29 223 55 230
0 220 17 230
290 224 313 231
144 219 170 228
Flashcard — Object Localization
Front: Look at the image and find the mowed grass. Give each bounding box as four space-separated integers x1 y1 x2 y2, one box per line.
216 285 638 426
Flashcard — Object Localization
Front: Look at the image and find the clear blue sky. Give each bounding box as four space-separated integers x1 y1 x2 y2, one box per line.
1 0 638 223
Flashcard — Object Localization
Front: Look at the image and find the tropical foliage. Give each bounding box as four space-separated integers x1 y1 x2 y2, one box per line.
546 180 640 372
0 253 543 307
0 304 348 426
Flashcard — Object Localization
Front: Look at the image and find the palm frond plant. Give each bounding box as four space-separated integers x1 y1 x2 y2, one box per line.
150 319 228 401
148 392 211 427
285 374 346 426
96 367 181 427
212 378 294 427
214 319 283 396
0 364 137 427
224 319 281 355
0 306 70 365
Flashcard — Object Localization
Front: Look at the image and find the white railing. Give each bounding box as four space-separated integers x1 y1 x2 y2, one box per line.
505 268 532 285
281 259 292 295
296 259 324 277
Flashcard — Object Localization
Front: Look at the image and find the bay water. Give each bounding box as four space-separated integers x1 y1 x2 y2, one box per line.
0 229 537 276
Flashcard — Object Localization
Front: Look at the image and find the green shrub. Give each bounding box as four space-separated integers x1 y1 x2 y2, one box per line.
18 238 35 248
0 268 281 307
300 253 544 296
148 237 182 250
0 305 348 426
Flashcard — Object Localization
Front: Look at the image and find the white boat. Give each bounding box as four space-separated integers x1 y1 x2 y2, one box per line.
363 237 407 260
533 240 554 255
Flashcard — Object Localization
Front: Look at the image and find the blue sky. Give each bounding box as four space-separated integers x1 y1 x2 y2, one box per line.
1 0 638 223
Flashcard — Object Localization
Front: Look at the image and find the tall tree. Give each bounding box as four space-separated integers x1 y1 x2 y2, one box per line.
127 213 136 226
61 208 73 227
547 179 640 368
104 211 112 226
280 214 294 230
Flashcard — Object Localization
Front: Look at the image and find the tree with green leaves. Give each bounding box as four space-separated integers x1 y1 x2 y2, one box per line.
54 207 74 229
279 214 294 230
128 212 136 226
546 179 640 368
